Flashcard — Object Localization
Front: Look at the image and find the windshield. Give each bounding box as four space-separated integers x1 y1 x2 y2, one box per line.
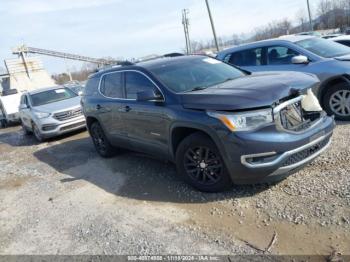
30 87 77 107
149 57 245 93
296 37 350 58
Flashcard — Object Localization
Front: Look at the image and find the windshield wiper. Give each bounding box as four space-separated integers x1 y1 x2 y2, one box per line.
186 86 209 92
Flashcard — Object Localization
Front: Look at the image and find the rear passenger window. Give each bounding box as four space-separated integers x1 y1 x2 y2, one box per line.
100 72 123 98
267 46 300 65
125 72 155 99
225 48 262 67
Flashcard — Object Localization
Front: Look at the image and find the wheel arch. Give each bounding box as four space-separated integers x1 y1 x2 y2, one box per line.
318 74 350 106
86 116 99 131
169 122 228 162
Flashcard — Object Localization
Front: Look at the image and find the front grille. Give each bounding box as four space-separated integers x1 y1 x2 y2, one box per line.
53 108 82 121
60 121 85 131
282 137 330 167
277 100 321 132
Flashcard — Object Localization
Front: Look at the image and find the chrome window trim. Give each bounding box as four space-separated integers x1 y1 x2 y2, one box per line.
97 69 165 102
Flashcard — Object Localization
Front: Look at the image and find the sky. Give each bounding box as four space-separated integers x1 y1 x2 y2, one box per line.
0 0 322 74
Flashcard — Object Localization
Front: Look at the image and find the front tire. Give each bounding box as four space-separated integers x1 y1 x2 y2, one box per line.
22 121 32 135
323 83 350 121
32 123 44 142
89 122 115 158
176 132 233 192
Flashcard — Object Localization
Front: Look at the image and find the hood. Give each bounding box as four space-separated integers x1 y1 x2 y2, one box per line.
33 96 81 113
180 71 320 111
334 54 350 61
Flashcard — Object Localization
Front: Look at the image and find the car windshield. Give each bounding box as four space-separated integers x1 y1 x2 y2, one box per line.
296 37 350 58
30 87 77 107
149 57 245 93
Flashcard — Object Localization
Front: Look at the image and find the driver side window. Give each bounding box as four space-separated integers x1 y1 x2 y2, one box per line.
125 72 156 99
267 46 300 65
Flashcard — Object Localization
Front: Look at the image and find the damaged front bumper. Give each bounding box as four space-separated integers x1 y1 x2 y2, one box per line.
216 92 335 184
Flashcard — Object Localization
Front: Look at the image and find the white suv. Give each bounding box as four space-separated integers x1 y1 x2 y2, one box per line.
19 86 86 142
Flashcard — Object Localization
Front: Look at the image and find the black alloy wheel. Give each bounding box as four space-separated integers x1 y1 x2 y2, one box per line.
176 132 233 192
184 146 222 186
90 122 115 158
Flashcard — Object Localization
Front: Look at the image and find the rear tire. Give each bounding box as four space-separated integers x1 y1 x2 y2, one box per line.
89 122 115 158
175 132 233 192
323 83 350 121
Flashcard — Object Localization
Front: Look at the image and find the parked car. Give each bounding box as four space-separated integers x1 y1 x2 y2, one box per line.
296 31 322 37
65 83 84 96
330 35 350 47
216 35 350 120
64 81 85 96
0 89 21 128
19 86 86 142
322 34 344 39
82 55 334 192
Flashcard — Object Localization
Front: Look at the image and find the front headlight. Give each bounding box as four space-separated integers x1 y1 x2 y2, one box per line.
34 111 51 119
207 109 273 132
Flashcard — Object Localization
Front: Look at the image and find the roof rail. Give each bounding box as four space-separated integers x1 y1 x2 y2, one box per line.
136 52 185 63
117 61 135 66
93 60 135 72
163 52 184 57
93 53 185 73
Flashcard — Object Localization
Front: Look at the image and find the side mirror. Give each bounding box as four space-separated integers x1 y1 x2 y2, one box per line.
19 104 28 110
292 55 309 64
137 89 164 102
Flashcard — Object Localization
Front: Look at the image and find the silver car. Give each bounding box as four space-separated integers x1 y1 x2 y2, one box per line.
216 35 350 120
19 86 86 142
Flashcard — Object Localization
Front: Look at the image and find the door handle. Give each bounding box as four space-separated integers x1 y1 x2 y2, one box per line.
96 104 102 110
118 106 131 112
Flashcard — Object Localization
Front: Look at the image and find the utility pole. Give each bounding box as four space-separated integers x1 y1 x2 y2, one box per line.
182 9 191 55
205 0 219 52
306 0 313 31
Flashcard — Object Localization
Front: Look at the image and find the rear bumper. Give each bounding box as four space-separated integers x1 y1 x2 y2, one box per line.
219 115 335 184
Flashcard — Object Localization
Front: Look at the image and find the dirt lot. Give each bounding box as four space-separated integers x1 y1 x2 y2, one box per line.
0 123 349 256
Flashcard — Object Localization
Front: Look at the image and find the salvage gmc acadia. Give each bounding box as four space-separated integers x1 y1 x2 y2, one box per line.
81 55 335 192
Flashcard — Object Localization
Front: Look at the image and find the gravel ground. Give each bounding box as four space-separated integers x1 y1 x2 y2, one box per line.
0 123 349 256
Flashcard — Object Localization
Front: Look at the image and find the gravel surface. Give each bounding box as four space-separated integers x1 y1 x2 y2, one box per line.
0 123 349 255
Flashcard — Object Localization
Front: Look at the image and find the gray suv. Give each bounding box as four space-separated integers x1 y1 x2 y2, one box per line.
19 86 86 142
217 35 350 120
82 56 334 192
